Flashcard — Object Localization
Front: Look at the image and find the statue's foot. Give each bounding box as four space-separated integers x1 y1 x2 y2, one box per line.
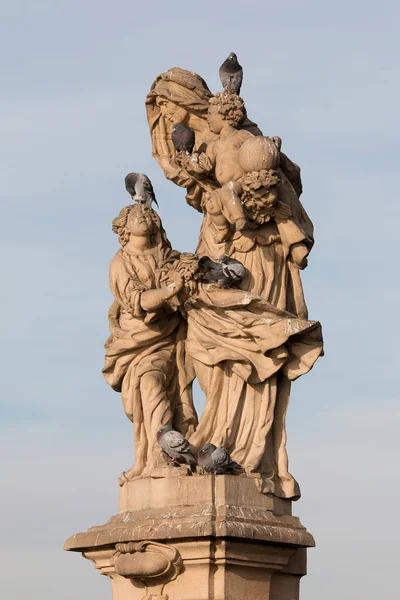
118 464 143 485
118 471 130 486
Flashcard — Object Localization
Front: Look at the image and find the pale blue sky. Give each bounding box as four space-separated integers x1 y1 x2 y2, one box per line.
1 1 399 598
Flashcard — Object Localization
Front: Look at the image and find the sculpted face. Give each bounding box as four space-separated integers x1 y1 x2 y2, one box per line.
156 98 188 124
127 208 154 237
207 104 225 134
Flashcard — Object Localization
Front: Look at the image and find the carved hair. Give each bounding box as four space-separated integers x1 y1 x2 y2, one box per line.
112 204 159 246
209 91 246 128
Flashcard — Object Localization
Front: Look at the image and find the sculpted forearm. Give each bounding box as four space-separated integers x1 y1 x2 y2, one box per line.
140 285 177 311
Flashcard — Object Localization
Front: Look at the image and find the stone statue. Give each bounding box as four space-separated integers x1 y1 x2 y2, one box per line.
103 198 322 499
66 56 325 600
101 65 324 498
145 68 261 213
102 203 198 481
143 67 323 499
146 68 312 313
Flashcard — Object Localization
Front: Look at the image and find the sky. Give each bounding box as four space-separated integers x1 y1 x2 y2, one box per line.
1 0 399 598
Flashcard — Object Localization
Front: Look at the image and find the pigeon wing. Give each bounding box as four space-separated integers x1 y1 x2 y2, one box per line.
142 175 155 197
164 430 190 451
171 128 181 151
212 448 230 467
203 457 217 472
125 173 139 196
231 70 243 95
186 128 195 153
219 69 231 92
158 432 173 454
142 175 159 208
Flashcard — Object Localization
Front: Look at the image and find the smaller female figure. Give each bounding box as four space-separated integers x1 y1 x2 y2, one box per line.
102 203 197 482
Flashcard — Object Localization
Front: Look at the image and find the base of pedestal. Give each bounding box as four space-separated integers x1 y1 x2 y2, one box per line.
65 474 314 599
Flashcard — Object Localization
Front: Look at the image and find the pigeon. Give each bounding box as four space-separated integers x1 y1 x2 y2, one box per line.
125 173 159 208
157 425 197 468
172 123 196 154
198 443 242 474
219 52 243 95
198 255 246 288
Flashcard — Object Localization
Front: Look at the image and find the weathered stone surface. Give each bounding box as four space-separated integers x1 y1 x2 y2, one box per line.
70 538 307 600
65 55 322 599
65 475 314 552
65 476 312 599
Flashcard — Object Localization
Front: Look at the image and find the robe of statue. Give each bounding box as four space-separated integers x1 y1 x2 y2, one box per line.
146 67 323 499
185 286 322 498
103 241 197 478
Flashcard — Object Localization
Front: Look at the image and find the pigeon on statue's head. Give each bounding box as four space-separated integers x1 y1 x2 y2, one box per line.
156 425 197 468
198 443 242 474
172 123 196 154
125 173 159 208
219 52 243 95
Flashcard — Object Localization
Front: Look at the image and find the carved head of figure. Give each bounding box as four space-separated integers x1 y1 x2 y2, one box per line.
112 204 165 247
155 97 189 125
208 91 246 133
146 68 212 134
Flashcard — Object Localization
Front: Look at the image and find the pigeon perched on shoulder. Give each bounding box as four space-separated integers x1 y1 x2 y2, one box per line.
219 52 243 95
125 173 159 208
172 123 196 154
157 425 197 468
198 443 242 474
198 255 246 288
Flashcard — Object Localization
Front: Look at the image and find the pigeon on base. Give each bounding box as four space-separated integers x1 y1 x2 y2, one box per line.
198 443 242 474
125 173 159 208
172 123 196 154
219 52 243 95
157 425 197 468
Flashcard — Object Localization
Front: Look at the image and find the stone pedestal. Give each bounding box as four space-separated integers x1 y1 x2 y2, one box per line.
65 473 313 599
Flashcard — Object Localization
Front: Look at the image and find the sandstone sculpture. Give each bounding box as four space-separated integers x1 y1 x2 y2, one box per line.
66 54 324 600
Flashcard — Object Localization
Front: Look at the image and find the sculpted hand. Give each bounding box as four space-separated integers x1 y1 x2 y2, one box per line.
164 269 185 294
197 153 214 173
177 152 213 176
175 152 191 169
290 243 308 270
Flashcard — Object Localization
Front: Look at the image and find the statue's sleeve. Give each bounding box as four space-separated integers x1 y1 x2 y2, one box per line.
109 254 145 317
280 152 303 198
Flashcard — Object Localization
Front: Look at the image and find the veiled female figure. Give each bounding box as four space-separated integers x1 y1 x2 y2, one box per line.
146 67 313 315
146 68 323 499
146 67 261 211
102 203 197 481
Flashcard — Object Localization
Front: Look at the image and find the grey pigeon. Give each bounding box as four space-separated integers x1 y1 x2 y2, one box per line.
172 123 196 154
157 425 197 468
198 443 242 474
198 255 246 288
219 52 243 95
125 173 159 208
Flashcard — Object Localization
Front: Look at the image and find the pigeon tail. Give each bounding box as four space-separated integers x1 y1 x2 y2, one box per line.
227 460 243 472
182 451 197 468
